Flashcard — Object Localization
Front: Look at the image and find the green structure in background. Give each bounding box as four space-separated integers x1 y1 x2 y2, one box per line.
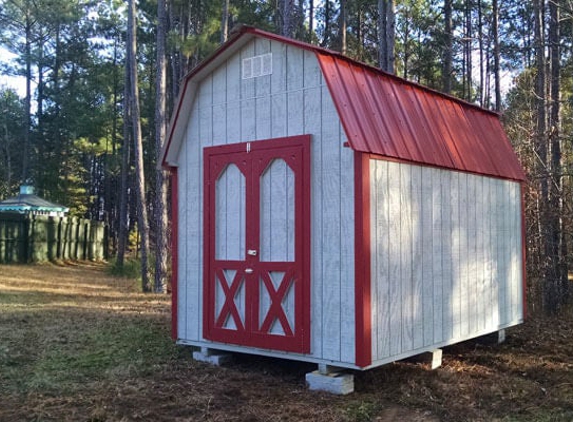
0 186 107 263
0 185 69 217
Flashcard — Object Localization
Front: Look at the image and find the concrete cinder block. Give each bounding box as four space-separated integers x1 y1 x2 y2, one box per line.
306 370 354 395
192 348 234 366
430 349 443 370
407 349 443 369
478 329 506 345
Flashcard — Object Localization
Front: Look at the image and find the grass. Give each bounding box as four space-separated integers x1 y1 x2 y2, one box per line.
107 257 143 281
0 263 178 400
2 262 573 421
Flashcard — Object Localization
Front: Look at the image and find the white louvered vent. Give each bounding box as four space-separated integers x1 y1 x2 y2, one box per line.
242 53 272 79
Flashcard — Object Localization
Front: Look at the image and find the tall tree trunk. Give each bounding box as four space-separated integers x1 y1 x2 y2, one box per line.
170 3 184 101
492 0 501 111
37 37 44 142
442 0 453 93
278 0 294 37
296 0 304 37
321 0 332 47
402 8 411 79
339 0 347 54
128 0 151 291
386 0 395 73
534 0 552 312
107 32 121 252
548 0 567 307
378 0 395 73
477 0 484 105
221 0 229 43
22 11 32 182
3 123 12 191
308 0 314 42
117 57 131 267
463 0 472 101
155 0 169 294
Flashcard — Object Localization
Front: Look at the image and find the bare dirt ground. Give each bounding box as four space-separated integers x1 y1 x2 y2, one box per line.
1 263 573 422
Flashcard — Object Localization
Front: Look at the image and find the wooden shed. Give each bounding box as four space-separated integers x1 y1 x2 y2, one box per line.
161 26 526 388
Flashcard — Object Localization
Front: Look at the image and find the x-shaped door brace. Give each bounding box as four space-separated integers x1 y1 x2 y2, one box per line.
259 270 295 336
215 269 245 331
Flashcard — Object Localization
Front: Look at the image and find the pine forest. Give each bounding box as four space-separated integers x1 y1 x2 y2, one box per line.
0 0 571 313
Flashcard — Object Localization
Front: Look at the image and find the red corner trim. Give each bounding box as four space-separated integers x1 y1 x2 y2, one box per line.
521 182 527 320
171 168 179 340
203 147 212 341
354 152 372 367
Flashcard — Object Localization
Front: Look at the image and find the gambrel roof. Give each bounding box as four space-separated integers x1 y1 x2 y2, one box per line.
162 26 525 182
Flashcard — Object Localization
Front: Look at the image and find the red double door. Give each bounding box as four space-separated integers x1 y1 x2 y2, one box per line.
203 135 310 353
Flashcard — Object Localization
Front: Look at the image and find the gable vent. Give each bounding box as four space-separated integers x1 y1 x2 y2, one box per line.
242 53 272 79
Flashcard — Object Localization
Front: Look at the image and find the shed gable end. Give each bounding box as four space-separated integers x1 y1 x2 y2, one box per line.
174 36 358 364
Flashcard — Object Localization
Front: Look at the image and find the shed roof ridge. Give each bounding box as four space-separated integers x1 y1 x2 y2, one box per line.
162 25 525 182
209 25 501 118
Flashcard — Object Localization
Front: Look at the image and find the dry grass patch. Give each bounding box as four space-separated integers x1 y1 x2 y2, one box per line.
2 263 573 421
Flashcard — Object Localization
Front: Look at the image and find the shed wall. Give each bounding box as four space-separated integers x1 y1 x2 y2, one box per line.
369 159 523 364
176 38 356 363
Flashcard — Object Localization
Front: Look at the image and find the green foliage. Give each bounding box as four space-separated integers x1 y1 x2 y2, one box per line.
0 88 25 198
1 0 570 311
108 257 142 281
345 401 380 422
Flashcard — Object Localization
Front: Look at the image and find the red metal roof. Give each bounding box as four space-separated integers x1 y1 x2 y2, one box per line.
163 26 526 181
316 54 526 181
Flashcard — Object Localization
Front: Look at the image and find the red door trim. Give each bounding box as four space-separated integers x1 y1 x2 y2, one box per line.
170 167 179 340
354 152 372 367
202 135 311 354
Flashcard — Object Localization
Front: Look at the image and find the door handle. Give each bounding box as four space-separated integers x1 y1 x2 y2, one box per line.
245 268 254 274
247 249 257 256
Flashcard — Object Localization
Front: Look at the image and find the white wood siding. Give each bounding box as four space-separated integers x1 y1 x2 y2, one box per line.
176 38 356 363
370 159 523 364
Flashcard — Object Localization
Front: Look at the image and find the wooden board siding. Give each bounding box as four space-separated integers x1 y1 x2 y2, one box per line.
175 38 356 363
370 159 523 364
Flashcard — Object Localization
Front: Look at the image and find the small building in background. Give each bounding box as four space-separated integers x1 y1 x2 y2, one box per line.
0 185 69 217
